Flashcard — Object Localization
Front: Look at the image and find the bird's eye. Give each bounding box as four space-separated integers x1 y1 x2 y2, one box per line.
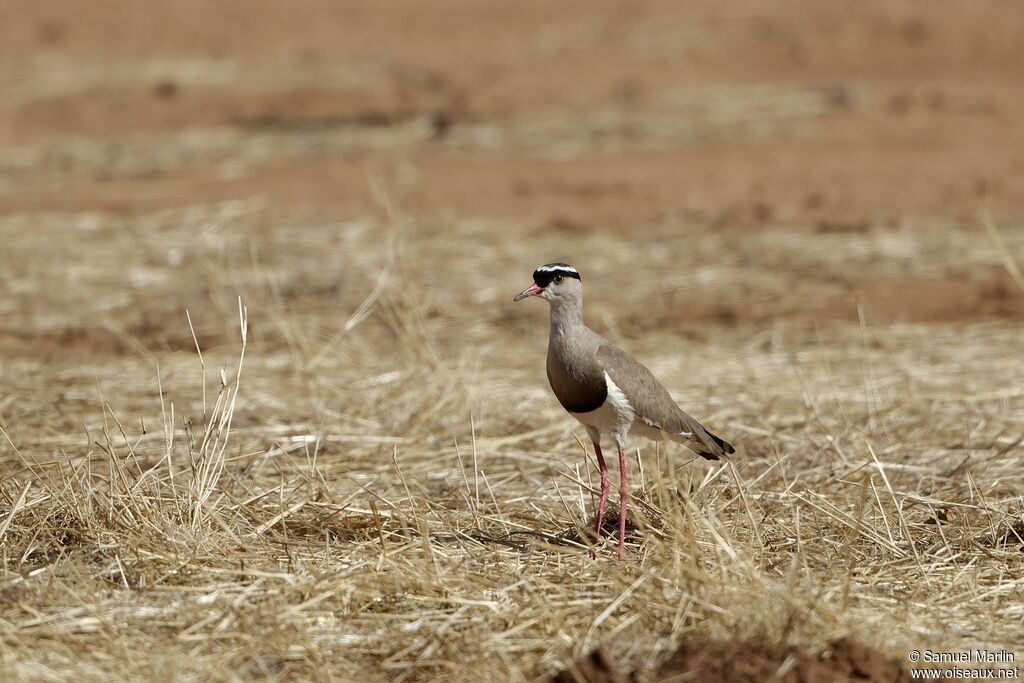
553 275 564 284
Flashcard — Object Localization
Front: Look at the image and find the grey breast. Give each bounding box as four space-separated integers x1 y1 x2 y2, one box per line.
546 344 608 413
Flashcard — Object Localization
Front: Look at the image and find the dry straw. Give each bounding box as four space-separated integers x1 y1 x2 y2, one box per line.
0 213 1022 680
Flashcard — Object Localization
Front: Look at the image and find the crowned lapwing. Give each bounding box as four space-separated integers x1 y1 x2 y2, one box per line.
514 263 734 559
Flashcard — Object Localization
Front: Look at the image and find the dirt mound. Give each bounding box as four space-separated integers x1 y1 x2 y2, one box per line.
547 648 632 683
655 636 910 683
547 636 911 683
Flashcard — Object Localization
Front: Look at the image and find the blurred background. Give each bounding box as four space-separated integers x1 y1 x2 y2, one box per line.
2 0 1023 351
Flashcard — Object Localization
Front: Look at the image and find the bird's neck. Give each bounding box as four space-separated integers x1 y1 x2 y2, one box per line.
548 299 585 341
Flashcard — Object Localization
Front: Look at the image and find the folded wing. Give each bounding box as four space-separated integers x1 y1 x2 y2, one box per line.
595 342 734 460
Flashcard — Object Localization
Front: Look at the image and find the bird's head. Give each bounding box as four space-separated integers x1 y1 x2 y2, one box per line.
514 263 582 306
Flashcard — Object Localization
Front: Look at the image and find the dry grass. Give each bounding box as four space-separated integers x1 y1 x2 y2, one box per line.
0 207 1022 681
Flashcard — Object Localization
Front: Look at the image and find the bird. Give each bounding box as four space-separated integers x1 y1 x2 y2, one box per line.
514 263 734 559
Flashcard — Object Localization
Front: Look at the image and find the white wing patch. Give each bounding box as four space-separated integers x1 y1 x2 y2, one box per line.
600 372 635 445
603 371 632 414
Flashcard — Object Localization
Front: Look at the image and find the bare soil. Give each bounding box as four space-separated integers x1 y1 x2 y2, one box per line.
653 636 911 683
550 637 912 682
2 1 1024 328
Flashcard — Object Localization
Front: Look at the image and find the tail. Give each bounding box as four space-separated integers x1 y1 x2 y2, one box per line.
693 429 734 461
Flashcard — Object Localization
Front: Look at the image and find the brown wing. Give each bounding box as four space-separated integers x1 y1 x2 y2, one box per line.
595 342 733 460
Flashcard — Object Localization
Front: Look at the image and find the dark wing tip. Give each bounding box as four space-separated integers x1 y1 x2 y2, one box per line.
698 430 734 460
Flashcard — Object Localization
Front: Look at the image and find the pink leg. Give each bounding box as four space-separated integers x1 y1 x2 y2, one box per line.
591 442 611 556
617 446 628 560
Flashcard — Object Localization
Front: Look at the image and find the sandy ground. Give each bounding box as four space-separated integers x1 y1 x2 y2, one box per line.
1 1 1023 681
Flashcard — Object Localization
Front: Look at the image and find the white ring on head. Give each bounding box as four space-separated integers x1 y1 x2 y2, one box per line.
535 265 578 274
